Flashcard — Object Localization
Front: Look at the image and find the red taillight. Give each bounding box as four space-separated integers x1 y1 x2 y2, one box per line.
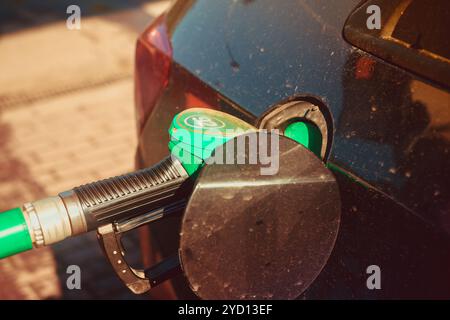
135 14 172 133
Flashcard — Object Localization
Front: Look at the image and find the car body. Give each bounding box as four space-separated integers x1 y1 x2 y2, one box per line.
134 0 450 299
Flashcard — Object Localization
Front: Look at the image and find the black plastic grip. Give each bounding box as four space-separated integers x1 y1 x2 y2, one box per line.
73 156 189 230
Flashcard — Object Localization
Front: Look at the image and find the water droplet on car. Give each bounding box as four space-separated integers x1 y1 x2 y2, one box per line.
295 280 303 286
389 167 397 174
231 61 240 73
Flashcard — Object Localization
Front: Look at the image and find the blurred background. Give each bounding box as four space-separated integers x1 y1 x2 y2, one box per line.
0 0 170 299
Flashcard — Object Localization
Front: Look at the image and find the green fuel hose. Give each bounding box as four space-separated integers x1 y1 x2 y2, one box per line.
0 208 33 258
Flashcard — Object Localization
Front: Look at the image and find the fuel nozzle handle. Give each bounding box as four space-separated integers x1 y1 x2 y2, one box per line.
38 156 188 245
0 108 256 259
0 156 188 259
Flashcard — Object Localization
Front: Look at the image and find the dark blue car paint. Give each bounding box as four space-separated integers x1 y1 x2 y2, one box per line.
137 0 450 298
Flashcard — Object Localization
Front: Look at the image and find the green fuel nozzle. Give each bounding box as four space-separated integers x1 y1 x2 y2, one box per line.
0 108 256 259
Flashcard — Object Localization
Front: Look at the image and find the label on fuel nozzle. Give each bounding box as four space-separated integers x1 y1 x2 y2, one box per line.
168 108 256 175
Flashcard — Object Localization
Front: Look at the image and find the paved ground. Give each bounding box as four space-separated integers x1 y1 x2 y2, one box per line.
0 0 170 299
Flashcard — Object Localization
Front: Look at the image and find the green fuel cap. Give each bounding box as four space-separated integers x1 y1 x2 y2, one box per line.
0 207 32 259
169 108 256 175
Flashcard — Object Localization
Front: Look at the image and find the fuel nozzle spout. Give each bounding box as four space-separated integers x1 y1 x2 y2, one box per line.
0 108 256 259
